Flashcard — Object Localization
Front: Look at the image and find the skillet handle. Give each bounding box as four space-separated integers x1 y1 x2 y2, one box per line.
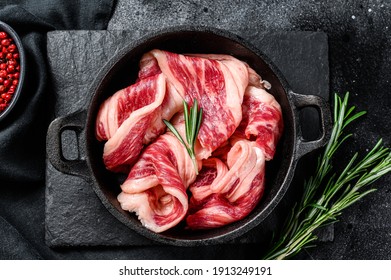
46 110 90 181
290 91 332 159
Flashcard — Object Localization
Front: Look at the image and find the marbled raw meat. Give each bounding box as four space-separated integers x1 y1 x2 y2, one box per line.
118 130 197 233
186 140 266 229
139 50 249 158
96 49 283 232
96 73 182 172
232 85 284 160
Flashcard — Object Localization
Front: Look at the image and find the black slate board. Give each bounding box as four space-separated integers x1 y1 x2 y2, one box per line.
45 30 329 247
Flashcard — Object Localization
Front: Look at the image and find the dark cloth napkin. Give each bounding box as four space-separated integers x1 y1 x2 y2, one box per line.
0 0 116 259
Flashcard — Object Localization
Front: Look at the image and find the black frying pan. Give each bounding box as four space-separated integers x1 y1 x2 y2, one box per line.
46 26 331 246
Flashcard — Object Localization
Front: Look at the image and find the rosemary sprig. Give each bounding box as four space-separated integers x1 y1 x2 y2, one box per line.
263 92 391 260
163 99 203 175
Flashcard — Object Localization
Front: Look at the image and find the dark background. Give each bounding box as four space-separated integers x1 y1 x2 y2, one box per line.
0 0 390 259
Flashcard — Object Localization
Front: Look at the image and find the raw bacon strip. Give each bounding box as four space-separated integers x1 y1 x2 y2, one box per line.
187 140 266 229
139 49 249 159
232 86 283 160
247 66 272 90
97 74 183 172
118 132 197 233
96 74 163 141
138 51 163 80
98 74 165 171
188 158 228 202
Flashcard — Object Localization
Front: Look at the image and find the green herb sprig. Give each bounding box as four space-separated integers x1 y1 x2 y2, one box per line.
263 92 391 260
163 99 203 175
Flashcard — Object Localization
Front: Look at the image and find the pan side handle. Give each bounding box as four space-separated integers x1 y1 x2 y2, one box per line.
289 91 332 159
46 110 91 181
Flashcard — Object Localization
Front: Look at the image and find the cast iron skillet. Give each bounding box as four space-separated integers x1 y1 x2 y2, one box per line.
46 26 331 246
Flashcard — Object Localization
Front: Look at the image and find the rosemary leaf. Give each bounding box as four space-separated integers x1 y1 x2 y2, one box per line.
163 119 186 148
183 100 190 143
190 99 199 145
195 108 203 142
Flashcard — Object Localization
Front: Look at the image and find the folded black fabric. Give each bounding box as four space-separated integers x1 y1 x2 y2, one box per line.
0 1 116 259
0 1 116 183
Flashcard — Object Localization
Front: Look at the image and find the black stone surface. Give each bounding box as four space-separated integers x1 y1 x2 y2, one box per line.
45 30 329 247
